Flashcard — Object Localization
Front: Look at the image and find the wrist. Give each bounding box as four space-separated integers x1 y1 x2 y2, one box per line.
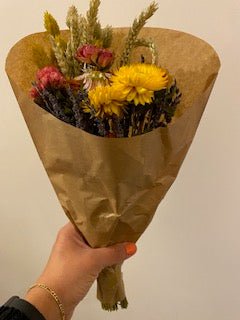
24 286 61 320
24 283 70 320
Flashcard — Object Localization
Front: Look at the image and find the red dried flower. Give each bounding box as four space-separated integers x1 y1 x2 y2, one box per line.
76 45 101 64
36 66 61 81
34 66 65 89
76 45 114 69
97 49 114 69
40 72 65 88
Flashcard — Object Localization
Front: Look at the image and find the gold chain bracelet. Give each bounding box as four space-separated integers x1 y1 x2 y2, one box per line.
29 283 65 320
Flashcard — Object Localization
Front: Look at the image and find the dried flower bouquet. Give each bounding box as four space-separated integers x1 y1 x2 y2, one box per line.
30 1 181 139
6 0 220 312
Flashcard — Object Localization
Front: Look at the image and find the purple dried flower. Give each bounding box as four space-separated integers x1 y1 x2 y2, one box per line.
67 88 85 129
42 88 70 123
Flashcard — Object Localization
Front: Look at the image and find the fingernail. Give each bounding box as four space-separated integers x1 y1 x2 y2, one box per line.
125 243 137 256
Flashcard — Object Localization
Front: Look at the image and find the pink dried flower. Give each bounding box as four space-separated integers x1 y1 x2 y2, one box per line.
76 45 114 69
76 45 101 64
30 66 66 99
34 66 66 90
36 66 61 81
97 49 114 69
40 72 65 88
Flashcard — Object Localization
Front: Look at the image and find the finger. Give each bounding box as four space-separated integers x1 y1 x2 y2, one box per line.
57 223 87 245
95 243 137 269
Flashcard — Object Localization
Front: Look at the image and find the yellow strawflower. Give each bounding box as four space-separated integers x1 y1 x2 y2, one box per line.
111 63 169 105
88 85 125 117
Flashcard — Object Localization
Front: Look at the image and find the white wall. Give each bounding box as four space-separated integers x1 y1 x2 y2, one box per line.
0 1 240 319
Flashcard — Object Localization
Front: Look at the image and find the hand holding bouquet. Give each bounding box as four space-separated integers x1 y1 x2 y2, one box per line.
6 0 220 311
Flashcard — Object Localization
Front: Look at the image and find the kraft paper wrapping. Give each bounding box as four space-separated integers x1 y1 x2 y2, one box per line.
6 27 220 308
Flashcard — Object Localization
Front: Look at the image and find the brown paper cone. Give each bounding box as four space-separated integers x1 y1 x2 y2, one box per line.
6 27 220 310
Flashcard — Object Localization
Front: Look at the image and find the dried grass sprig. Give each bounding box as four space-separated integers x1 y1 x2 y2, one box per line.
119 1 159 66
49 36 70 76
101 25 113 48
65 43 75 77
133 38 158 65
85 0 101 44
66 6 80 50
93 21 102 43
79 15 88 44
32 44 53 69
44 11 60 38
66 6 82 76
44 11 69 75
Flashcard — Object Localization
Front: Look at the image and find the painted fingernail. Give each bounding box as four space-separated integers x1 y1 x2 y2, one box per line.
125 243 137 256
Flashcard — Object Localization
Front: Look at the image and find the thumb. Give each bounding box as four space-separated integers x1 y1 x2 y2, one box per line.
94 243 137 269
